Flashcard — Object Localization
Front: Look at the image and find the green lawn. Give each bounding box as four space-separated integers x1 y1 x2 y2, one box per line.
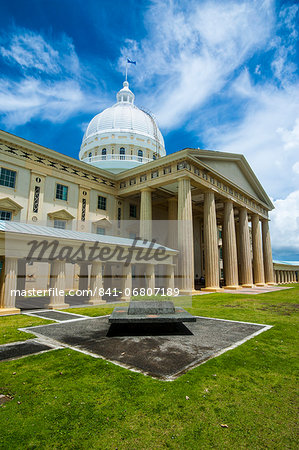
0 285 298 449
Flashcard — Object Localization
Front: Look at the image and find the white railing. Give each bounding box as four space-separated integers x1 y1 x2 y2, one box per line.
82 154 153 164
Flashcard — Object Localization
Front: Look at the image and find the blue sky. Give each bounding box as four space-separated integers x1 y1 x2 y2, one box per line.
0 0 298 260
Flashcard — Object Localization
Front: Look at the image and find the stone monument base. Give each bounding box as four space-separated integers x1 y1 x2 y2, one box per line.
109 300 196 324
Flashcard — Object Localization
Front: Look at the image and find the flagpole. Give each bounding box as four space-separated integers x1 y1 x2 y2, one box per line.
125 57 128 82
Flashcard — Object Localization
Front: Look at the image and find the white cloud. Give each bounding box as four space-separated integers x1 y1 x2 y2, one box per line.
119 0 274 128
0 30 80 75
293 162 299 175
270 4 298 84
204 80 299 198
277 118 299 151
0 77 106 127
0 28 107 127
270 191 299 257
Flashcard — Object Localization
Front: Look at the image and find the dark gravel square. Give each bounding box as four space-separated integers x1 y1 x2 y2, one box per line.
0 341 53 361
25 316 269 379
28 311 84 322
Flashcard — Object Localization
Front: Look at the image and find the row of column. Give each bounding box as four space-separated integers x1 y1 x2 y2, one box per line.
138 179 275 292
223 205 274 289
275 270 298 284
0 257 175 313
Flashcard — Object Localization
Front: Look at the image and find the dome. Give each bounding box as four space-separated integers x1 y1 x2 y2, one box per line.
79 81 166 173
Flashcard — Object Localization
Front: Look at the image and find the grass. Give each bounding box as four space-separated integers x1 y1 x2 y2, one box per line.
0 284 298 449
0 315 54 345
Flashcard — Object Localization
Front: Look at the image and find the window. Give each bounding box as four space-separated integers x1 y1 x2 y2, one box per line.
0 168 16 188
130 204 137 218
120 147 125 160
102 148 106 160
56 184 68 201
98 196 107 210
88 152 92 160
0 210 12 221
153 154 156 160
96 227 106 235
54 220 66 229
81 198 86 221
118 207 121 228
33 186 40 213
138 149 143 162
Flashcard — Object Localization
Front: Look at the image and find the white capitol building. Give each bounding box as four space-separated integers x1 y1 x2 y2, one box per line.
0 79 297 315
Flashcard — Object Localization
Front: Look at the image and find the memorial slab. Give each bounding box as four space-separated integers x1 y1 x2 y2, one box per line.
109 300 196 324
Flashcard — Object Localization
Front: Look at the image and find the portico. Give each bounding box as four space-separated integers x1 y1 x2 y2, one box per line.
119 149 276 292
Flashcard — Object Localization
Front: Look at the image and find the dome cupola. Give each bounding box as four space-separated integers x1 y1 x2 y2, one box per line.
79 81 166 173
116 81 135 104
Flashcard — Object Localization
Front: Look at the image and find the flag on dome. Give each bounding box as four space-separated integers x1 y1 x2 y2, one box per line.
127 58 136 65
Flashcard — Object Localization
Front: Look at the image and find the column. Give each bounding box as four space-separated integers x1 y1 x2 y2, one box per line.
278 270 282 284
0 257 20 315
239 208 253 287
166 264 175 291
282 271 286 283
178 178 194 293
222 201 239 289
193 217 202 287
48 260 69 309
262 220 275 285
119 264 132 301
89 261 104 304
167 198 178 249
139 188 152 241
146 264 155 292
251 214 265 286
202 190 220 291
276 271 280 284
235 221 242 284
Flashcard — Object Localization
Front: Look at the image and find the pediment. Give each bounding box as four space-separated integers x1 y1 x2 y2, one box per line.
48 209 75 220
187 150 273 208
93 217 112 226
0 197 23 214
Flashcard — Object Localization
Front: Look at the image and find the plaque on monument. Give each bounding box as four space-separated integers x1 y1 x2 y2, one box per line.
109 300 196 324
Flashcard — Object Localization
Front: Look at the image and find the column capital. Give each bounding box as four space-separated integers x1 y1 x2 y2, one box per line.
178 175 191 182
140 187 154 193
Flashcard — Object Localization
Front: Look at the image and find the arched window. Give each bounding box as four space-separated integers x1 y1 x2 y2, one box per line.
102 148 106 160
120 147 125 160
138 149 143 162
88 152 92 161
153 153 156 160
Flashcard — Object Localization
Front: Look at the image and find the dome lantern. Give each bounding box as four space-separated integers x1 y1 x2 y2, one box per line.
116 81 135 104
